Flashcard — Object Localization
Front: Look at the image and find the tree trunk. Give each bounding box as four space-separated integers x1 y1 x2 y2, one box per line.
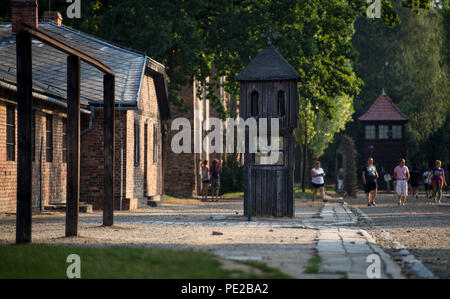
301 142 308 192
308 151 314 189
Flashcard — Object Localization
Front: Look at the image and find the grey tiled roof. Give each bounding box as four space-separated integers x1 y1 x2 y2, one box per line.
236 42 302 81
0 22 156 105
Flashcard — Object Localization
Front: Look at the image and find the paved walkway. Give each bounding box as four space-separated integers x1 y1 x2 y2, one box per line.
346 191 448 278
304 203 404 279
0 197 415 279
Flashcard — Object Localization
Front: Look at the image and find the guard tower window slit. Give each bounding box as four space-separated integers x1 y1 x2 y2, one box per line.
251 91 259 117
278 91 286 116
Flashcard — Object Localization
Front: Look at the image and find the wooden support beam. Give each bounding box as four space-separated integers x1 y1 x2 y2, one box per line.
16 30 33 244
22 23 111 74
103 73 115 226
66 55 81 237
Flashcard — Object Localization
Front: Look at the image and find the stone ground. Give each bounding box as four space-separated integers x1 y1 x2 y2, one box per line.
0 199 322 278
345 190 450 279
0 192 447 279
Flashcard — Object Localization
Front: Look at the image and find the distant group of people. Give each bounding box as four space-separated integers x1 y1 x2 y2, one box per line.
200 159 223 202
362 158 447 206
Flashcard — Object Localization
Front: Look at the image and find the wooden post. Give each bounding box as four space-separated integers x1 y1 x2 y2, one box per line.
247 164 252 221
16 30 33 244
66 55 80 237
103 73 115 226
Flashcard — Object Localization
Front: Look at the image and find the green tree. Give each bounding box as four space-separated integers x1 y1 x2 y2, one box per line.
441 0 450 74
347 0 448 167
297 95 354 191
54 0 432 116
308 96 354 158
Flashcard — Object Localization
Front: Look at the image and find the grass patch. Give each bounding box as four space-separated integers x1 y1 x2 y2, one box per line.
239 260 291 278
335 271 348 279
221 192 244 198
0 244 287 279
294 186 336 199
303 256 322 274
294 189 314 199
164 194 185 201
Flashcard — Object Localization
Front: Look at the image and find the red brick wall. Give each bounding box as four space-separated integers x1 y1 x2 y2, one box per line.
0 94 68 212
80 109 126 210
0 74 165 212
163 84 198 196
163 76 229 197
0 99 17 212
80 74 164 210
129 75 163 205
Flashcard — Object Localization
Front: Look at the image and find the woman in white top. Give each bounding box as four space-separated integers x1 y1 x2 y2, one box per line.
201 160 210 202
311 161 328 202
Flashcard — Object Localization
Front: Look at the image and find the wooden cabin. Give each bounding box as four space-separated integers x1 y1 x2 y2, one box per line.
236 42 301 217
358 90 408 180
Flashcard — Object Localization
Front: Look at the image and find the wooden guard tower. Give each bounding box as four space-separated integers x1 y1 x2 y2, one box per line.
358 89 409 179
236 42 301 217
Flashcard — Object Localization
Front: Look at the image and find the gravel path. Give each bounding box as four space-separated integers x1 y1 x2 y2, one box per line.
346 191 450 278
0 197 332 278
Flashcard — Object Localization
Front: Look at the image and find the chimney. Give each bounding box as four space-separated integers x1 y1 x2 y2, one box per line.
43 11 63 26
11 0 38 33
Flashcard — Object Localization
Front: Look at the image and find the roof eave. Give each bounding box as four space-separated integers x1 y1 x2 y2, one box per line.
145 57 171 120
358 117 409 122
235 75 302 82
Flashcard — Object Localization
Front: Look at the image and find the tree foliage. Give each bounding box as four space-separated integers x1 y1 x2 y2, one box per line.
441 0 450 75
348 0 449 167
38 0 432 121
1 0 441 163
299 95 354 160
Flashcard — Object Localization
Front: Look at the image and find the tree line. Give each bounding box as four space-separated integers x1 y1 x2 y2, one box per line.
1 0 447 187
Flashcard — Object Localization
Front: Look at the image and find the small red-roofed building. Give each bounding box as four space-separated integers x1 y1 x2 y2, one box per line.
358 89 409 177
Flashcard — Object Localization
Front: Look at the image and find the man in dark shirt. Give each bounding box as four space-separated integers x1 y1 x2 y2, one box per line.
362 157 379 206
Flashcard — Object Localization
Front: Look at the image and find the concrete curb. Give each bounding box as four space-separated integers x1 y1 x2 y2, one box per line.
358 229 405 279
352 206 437 279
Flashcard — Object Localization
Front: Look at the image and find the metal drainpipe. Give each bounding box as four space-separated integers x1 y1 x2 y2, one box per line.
39 136 44 212
80 105 95 136
120 101 124 211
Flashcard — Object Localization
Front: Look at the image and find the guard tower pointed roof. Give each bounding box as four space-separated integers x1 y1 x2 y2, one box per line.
358 90 408 121
235 42 302 81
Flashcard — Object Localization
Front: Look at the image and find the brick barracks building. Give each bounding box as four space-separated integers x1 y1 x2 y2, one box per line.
163 76 231 197
0 0 170 212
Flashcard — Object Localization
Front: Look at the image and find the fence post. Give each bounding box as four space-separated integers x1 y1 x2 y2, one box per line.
16 30 33 244
103 73 115 226
66 54 81 237
247 164 252 221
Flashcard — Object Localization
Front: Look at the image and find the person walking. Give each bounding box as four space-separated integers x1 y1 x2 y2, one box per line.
201 160 210 202
410 167 420 199
311 161 328 202
362 157 379 206
337 168 344 191
210 159 222 202
394 158 410 206
423 168 432 199
384 172 392 193
428 160 447 204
